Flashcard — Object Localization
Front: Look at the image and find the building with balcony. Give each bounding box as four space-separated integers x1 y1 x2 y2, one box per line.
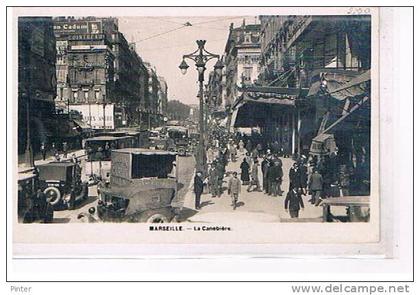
158 76 168 117
223 20 261 108
53 17 152 130
233 15 372 195
18 17 57 158
143 62 161 128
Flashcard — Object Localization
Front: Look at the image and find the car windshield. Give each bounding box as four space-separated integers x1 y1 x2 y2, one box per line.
104 195 129 211
38 164 73 181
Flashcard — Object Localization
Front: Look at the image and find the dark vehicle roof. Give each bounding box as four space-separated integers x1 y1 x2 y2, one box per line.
113 148 177 156
37 161 76 168
37 162 75 181
167 126 188 132
85 135 133 141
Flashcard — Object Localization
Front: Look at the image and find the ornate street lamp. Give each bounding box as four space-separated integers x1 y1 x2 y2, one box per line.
179 40 224 172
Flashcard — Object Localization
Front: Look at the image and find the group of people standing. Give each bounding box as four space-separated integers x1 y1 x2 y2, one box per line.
193 131 344 219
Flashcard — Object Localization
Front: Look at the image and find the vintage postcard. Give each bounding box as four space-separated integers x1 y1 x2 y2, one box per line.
10 6 384 257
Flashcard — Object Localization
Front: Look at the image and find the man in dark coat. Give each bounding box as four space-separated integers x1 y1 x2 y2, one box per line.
245 139 252 154
289 162 301 191
261 156 270 193
240 157 250 185
308 169 323 206
284 187 304 218
62 142 68 158
269 160 283 196
298 160 308 195
208 164 219 198
193 171 204 210
40 142 47 161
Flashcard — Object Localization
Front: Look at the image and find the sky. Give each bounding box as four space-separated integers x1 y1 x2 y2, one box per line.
118 16 259 105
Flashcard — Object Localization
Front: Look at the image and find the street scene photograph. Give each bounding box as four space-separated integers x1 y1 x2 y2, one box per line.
16 12 372 225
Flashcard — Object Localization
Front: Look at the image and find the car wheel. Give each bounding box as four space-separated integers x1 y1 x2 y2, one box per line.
44 187 62 206
146 213 169 223
140 209 173 223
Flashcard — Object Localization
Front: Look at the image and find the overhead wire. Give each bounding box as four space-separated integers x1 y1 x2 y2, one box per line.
129 16 252 43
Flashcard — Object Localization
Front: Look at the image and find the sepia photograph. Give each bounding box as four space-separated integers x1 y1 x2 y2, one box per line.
9 6 386 253
4 2 415 287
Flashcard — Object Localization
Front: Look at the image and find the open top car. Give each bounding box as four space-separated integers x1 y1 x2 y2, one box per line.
167 126 189 156
96 148 178 223
37 161 88 210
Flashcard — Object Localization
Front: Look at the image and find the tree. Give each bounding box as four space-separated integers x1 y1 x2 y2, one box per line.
166 100 191 121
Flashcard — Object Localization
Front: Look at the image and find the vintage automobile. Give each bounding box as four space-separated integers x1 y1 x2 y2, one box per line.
321 196 370 222
37 161 88 210
148 129 168 150
18 172 54 223
167 126 189 156
96 148 178 223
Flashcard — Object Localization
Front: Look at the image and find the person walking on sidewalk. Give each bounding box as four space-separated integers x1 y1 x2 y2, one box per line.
238 139 244 154
298 157 308 195
268 160 283 196
240 157 250 185
245 139 252 154
208 164 219 198
308 169 323 206
289 162 301 191
261 156 270 194
51 143 57 157
40 142 47 161
62 142 68 159
284 187 304 218
228 172 241 210
193 171 204 210
247 160 262 192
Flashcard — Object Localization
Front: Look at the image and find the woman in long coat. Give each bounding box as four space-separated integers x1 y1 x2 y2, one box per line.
240 158 250 185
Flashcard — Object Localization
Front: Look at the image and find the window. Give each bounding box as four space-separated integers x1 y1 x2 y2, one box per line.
242 67 252 84
72 91 78 101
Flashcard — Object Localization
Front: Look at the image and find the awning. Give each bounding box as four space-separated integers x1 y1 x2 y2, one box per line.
309 133 337 156
73 119 92 130
231 90 297 128
307 70 370 100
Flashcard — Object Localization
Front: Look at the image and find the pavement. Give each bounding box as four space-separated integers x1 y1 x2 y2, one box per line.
181 151 324 223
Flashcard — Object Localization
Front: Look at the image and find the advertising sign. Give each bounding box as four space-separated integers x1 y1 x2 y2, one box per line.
69 103 114 130
53 20 102 35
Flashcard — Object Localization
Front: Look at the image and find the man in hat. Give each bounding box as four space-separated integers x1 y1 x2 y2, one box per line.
228 172 242 210
247 160 262 192
284 186 304 218
289 162 301 192
308 168 323 206
193 171 204 210
40 142 47 161
208 163 219 198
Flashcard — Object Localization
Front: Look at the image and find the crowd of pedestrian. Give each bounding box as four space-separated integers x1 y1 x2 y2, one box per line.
193 130 348 219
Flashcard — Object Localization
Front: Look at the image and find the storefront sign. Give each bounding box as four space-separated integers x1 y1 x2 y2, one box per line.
69 103 114 129
54 20 102 35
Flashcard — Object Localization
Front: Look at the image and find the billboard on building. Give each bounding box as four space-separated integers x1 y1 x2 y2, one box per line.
53 20 102 35
69 103 114 130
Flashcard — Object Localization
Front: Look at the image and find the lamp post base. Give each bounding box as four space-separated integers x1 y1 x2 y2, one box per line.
24 146 34 168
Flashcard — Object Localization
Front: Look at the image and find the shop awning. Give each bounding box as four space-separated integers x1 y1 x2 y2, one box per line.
73 119 91 130
307 70 370 100
309 133 337 156
231 89 298 129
